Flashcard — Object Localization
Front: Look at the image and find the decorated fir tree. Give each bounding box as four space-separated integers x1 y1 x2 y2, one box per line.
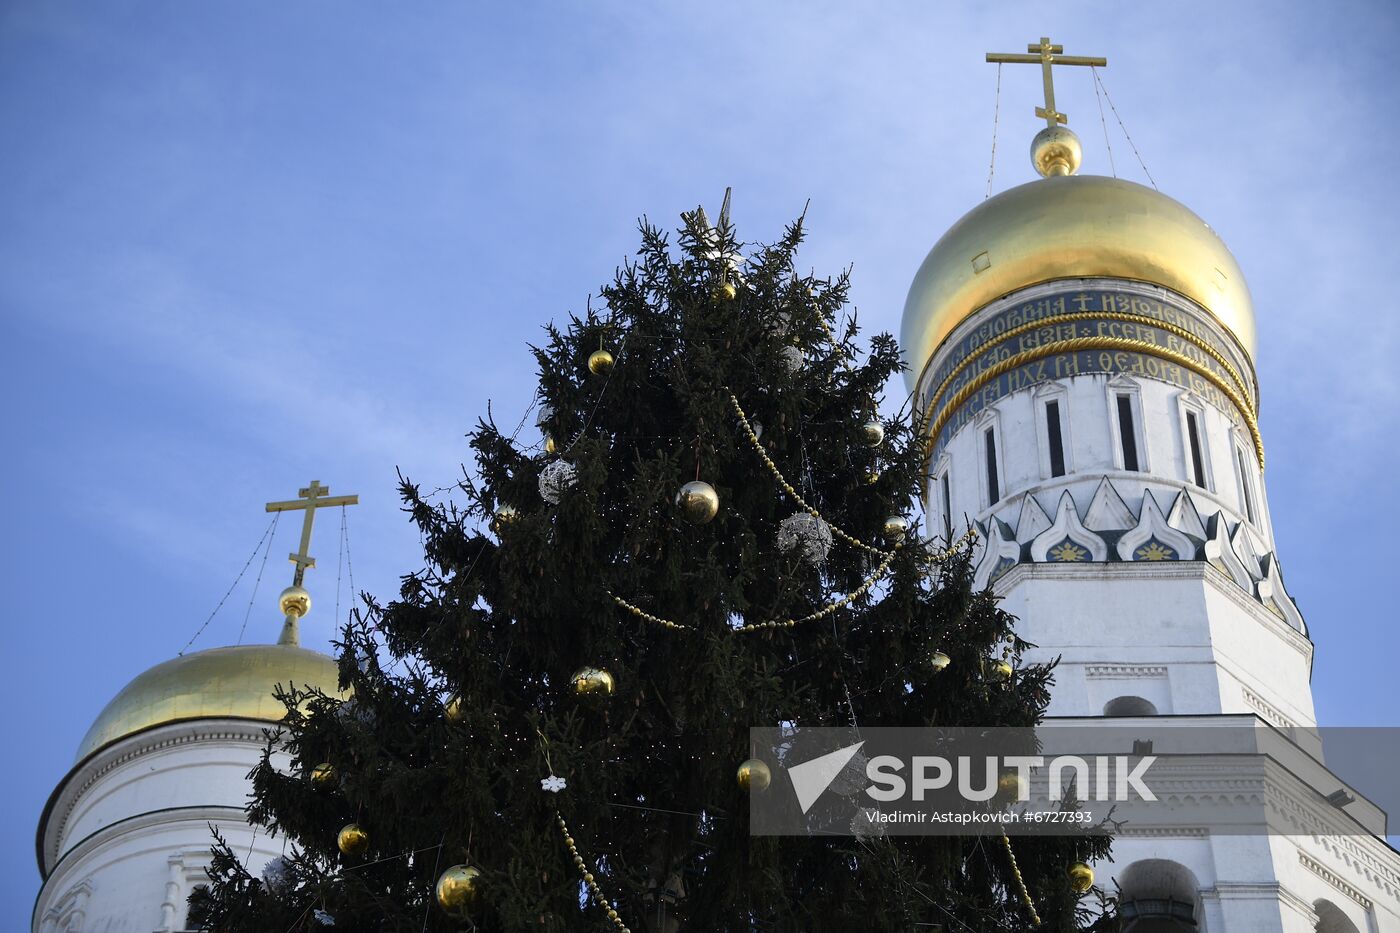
191 197 1112 932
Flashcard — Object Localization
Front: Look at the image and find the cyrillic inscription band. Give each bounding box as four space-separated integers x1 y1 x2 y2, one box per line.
916 288 1262 467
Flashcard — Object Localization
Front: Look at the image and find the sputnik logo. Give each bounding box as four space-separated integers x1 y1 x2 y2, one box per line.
788 741 866 814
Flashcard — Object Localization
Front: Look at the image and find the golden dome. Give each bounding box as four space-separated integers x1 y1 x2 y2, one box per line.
75 644 342 762
901 174 1256 392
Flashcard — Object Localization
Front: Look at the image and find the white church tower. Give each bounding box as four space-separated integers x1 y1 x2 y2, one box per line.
32 482 352 932
901 39 1400 933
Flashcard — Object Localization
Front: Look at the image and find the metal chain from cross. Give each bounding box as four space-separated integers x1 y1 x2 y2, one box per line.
986 37 1107 128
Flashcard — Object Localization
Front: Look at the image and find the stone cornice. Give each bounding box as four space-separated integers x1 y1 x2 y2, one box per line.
1300 851 1375 909
1085 664 1169 680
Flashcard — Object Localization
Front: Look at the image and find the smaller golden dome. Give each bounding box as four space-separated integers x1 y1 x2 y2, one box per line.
75 644 342 761
901 175 1256 393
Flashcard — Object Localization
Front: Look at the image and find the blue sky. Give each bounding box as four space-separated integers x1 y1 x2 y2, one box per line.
3 1 1397 922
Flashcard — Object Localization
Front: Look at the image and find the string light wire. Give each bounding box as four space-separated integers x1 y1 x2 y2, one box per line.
1092 67 1155 189
986 64 1003 198
1091 66 1117 178
237 511 280 646
181 513 279 655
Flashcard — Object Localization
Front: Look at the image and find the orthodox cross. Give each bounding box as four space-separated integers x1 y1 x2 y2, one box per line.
265 480 359 587
986 37 1107 128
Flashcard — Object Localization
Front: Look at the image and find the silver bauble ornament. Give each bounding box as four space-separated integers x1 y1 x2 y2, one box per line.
539 460 578 505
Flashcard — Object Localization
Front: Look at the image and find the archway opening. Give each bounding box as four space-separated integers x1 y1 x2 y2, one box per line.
1104 695 1159 717
1314 899 1361 933
1118 858 1199 931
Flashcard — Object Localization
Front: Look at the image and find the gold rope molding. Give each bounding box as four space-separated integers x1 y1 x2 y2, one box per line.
920 335 1265 470
917 308 1257 428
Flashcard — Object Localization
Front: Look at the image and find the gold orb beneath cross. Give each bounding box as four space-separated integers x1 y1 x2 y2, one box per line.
1067 861 1095 893
337 822 369 857
588 348 615 375
676 480 720 524
737 758 771 793
435 863 483 918
1031 125 1082 177
279 585 311 618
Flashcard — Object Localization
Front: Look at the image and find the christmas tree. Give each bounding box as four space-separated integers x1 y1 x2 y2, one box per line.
191 197 1112 931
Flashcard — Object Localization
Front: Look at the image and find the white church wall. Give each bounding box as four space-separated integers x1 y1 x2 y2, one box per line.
995 565 1227 717
36 814 282 933
36 719 289 932
1201 582 1319 731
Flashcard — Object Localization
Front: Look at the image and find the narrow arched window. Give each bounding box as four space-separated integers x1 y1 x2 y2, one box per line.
941 471 952 539
1116 394 1140 471
1045 399 1066 478
1236 446 1257 524
984 428 1000 504
1185 411 1206 488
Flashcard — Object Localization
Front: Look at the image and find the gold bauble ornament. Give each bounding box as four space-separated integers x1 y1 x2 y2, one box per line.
996 769 1026 801
337 823 369 857
544 434 558 455
491 504 518 534
588 348 615 375
444 694 465 723
864 469 881 485
1067 861 1095 893
737 758 772 793
882 514 910 539
985 659 1013 683
714 280 738 301
435 863 483 918
310 761 336 790
860 419 885 447
929 650 951 674
570 666 616 700
676 480 720 524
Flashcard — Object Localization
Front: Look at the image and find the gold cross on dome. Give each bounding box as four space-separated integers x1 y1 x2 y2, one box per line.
265 480 359 587
987 37 1107 128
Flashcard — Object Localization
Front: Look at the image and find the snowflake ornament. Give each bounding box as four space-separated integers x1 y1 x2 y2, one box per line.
538 460 578 505
779 345 805 374
851 806 887 837
772 310 794 338
828 750 870 796
777 512 833 566
313 908 336 926
541 774 568 793
260 856 293 893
